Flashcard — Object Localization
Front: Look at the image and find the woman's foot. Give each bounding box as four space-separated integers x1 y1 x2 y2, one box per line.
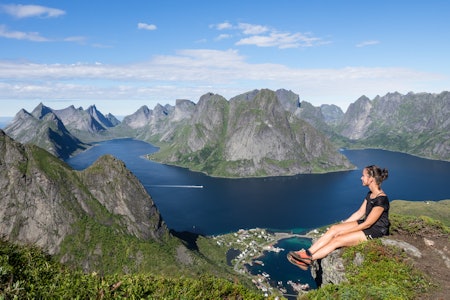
288 249 312 262
287 254 309 271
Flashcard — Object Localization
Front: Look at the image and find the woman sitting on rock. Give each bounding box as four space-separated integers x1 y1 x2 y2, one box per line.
288 165 390 270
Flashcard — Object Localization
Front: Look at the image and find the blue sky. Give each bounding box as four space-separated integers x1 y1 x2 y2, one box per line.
0 0 449 117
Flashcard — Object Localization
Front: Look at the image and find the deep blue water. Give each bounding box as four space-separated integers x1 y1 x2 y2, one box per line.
65 139 450 297
66 139 450 235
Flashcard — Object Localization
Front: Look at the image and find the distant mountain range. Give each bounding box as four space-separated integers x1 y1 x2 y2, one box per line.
4 89 449 177
336 91 450 161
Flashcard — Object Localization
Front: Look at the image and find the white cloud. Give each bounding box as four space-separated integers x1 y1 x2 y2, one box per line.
0 25 49 42
212 21 326 49
236 31 323 49
215 33 232 41
0 49 442 115
137 22 157 31
356 40 380 47
64 36 87 43
1 4 65 18
213 22 233 30
237 23 269 35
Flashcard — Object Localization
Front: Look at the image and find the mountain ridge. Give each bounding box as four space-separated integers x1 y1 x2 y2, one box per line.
4 89 449 177
0 129 174 270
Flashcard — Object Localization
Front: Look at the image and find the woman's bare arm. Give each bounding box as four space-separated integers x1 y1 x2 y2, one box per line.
343 200 367 223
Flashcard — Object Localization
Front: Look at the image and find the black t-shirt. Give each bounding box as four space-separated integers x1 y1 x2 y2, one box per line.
364 192 390 235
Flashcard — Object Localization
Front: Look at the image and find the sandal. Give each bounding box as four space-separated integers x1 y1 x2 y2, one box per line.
287 254 309 271
288 249 312 262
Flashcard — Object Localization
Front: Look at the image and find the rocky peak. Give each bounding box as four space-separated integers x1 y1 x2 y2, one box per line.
4 109 86 159
0 130 168 257
122 105 152 128
173 99 195 122
229 89 259 102
275 88 301 112
105 113 121 126
85 105 116 128
339 95 373 139
320 104 344 125
79 154 168 240
191 92 228 134
31 102 53 119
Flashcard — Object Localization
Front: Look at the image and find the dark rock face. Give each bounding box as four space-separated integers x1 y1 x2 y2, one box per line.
310 249 347 286
4 107 87 159
0 130 168 256
147 89 353 177
310 238 424 287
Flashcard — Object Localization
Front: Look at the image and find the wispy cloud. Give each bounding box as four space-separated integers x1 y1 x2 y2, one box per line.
237 23 269 35
212 21 326 49
236 31 323 49
0 49 437 111
212 22 233 30
356 40 380 47
0 25 49 42
0 4 65 18
215 34 232 41
137 22 157 31
64 36 87 43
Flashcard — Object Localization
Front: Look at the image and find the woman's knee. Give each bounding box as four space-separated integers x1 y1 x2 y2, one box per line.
328 224 340 233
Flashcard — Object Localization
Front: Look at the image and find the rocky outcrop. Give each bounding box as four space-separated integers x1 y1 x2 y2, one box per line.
79 155 167 240
0 130 168 257
310 237 424 287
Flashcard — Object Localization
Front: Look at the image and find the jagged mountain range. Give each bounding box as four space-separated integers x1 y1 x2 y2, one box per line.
4 89 449 178
336 91 450 160
146 89 352 177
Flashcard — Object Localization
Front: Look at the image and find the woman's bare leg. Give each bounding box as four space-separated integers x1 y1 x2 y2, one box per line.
311 231 367 260
308 221 359 254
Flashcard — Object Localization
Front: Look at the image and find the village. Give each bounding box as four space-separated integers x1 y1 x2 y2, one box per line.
212 228 312 297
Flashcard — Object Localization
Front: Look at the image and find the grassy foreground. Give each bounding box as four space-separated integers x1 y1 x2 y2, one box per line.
0 237 273 299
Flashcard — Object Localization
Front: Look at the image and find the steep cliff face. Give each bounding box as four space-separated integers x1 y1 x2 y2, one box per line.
320 104 344 125
121 105 153 129
337 91 450 160
79 155 167 240
187 93 229 153
52 104 114 133
149 89 353 177
338 95 372 139
4 108 87 159
0 130 75 255
0 130 168 257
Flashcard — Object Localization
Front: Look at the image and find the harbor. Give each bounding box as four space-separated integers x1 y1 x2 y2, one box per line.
213 228 318 298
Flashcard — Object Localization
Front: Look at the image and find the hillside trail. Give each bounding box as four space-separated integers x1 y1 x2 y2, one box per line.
389 230 450 300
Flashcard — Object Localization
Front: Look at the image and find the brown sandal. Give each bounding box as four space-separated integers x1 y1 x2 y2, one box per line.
288 250 312 262
287 254 310 271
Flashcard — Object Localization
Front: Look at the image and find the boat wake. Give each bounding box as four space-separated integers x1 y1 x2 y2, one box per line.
146 184 204 189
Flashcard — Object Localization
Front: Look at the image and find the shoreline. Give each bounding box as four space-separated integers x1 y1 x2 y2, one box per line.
216 228 320 297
